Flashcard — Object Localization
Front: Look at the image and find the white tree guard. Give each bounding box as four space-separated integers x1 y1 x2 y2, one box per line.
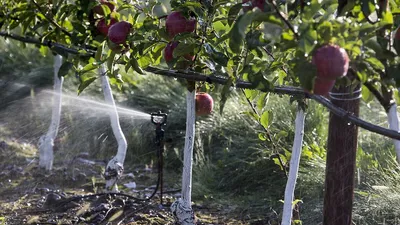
98 65 128 191
39 54 64 170
387 103 400 163
171 89 196 225
282 107 305 225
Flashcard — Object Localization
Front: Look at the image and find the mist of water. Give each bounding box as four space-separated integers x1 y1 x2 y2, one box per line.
42 89 151 119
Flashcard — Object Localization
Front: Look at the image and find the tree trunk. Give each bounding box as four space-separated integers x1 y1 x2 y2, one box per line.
99 65 128 192
387 103 400 163
38 54 63 170
171 82 196 225
282 105 305 225
323 85 361 225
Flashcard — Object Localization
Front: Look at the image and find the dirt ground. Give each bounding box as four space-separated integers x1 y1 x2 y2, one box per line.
0 138 278 225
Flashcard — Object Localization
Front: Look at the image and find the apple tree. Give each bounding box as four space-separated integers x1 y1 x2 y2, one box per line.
1 0 400 224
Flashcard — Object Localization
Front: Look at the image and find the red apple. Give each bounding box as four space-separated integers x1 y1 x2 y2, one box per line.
196 92 214 116
166 11 196 39
108 21 132 44
394 27 400 56
243 0 267 12
312 44 349 80
313 77 336 97
93 0 116 15
164 41 195 63
96 18 117 36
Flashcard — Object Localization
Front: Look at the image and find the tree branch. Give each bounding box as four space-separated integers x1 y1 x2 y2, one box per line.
1 32 399 140
269 0 299 39
0 31 93 56
31 0 72 37
241 89 274 143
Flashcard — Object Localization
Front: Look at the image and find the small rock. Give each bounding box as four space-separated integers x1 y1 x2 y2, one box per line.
43 193 62 208
123 181 137 189
0 141 7 150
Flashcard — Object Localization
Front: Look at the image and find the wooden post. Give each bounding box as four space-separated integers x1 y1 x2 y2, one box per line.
323 83 361 225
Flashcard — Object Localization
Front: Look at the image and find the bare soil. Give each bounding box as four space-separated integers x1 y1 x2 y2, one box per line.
0 138 278 225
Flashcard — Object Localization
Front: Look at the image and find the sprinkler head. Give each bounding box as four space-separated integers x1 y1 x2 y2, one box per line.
151 111 168 126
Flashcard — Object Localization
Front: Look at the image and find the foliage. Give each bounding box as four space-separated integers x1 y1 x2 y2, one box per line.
0 0 399 100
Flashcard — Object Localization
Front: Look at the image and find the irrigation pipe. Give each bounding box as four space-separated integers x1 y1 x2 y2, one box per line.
1 32 400 140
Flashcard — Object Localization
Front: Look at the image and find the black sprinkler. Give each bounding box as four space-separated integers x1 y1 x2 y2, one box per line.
150 111 167 205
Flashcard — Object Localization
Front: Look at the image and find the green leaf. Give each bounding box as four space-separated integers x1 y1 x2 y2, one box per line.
95 43 105 61
364 38 382 55
365 57 385 71
260 110 273 128
228 3 242 26
277 70 286 85
246 30 266 50
138 55 152 68
275 130 288 139
80 62 100 75
99 4 112 16
258 133 267 141
58 62 73 78
244 89 258 100
379 11 393 26
107 51 116 72
129 57 144 74
204 44 229 66
229 13 254 53
337 0 356 17
212 52 229 67
295 58 316 91
299 29 317 55
317 21 333 43
257 92 268 111
39 45 48 57
172 43 196 58
78 77 97 95
361 85 374 103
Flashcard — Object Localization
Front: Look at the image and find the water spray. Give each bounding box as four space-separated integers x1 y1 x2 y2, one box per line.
151 111 167 205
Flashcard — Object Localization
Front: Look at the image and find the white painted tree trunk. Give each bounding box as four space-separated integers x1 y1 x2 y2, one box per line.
98 65 128 191
282 107 305 225
387 103 400 164
38 54 63 170
171 89 196 225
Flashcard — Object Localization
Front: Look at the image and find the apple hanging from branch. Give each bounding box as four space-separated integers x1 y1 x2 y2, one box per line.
242 0 268 12
96 18 118 36
313 77 336 97
312 44 349 80
311 44 349 96
166 11 197 40
195 92 214 116
93 0 116 15
164 41 195 63
108 21 132 44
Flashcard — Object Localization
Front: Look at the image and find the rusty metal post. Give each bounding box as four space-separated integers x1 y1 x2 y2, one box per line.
323 83 361 225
